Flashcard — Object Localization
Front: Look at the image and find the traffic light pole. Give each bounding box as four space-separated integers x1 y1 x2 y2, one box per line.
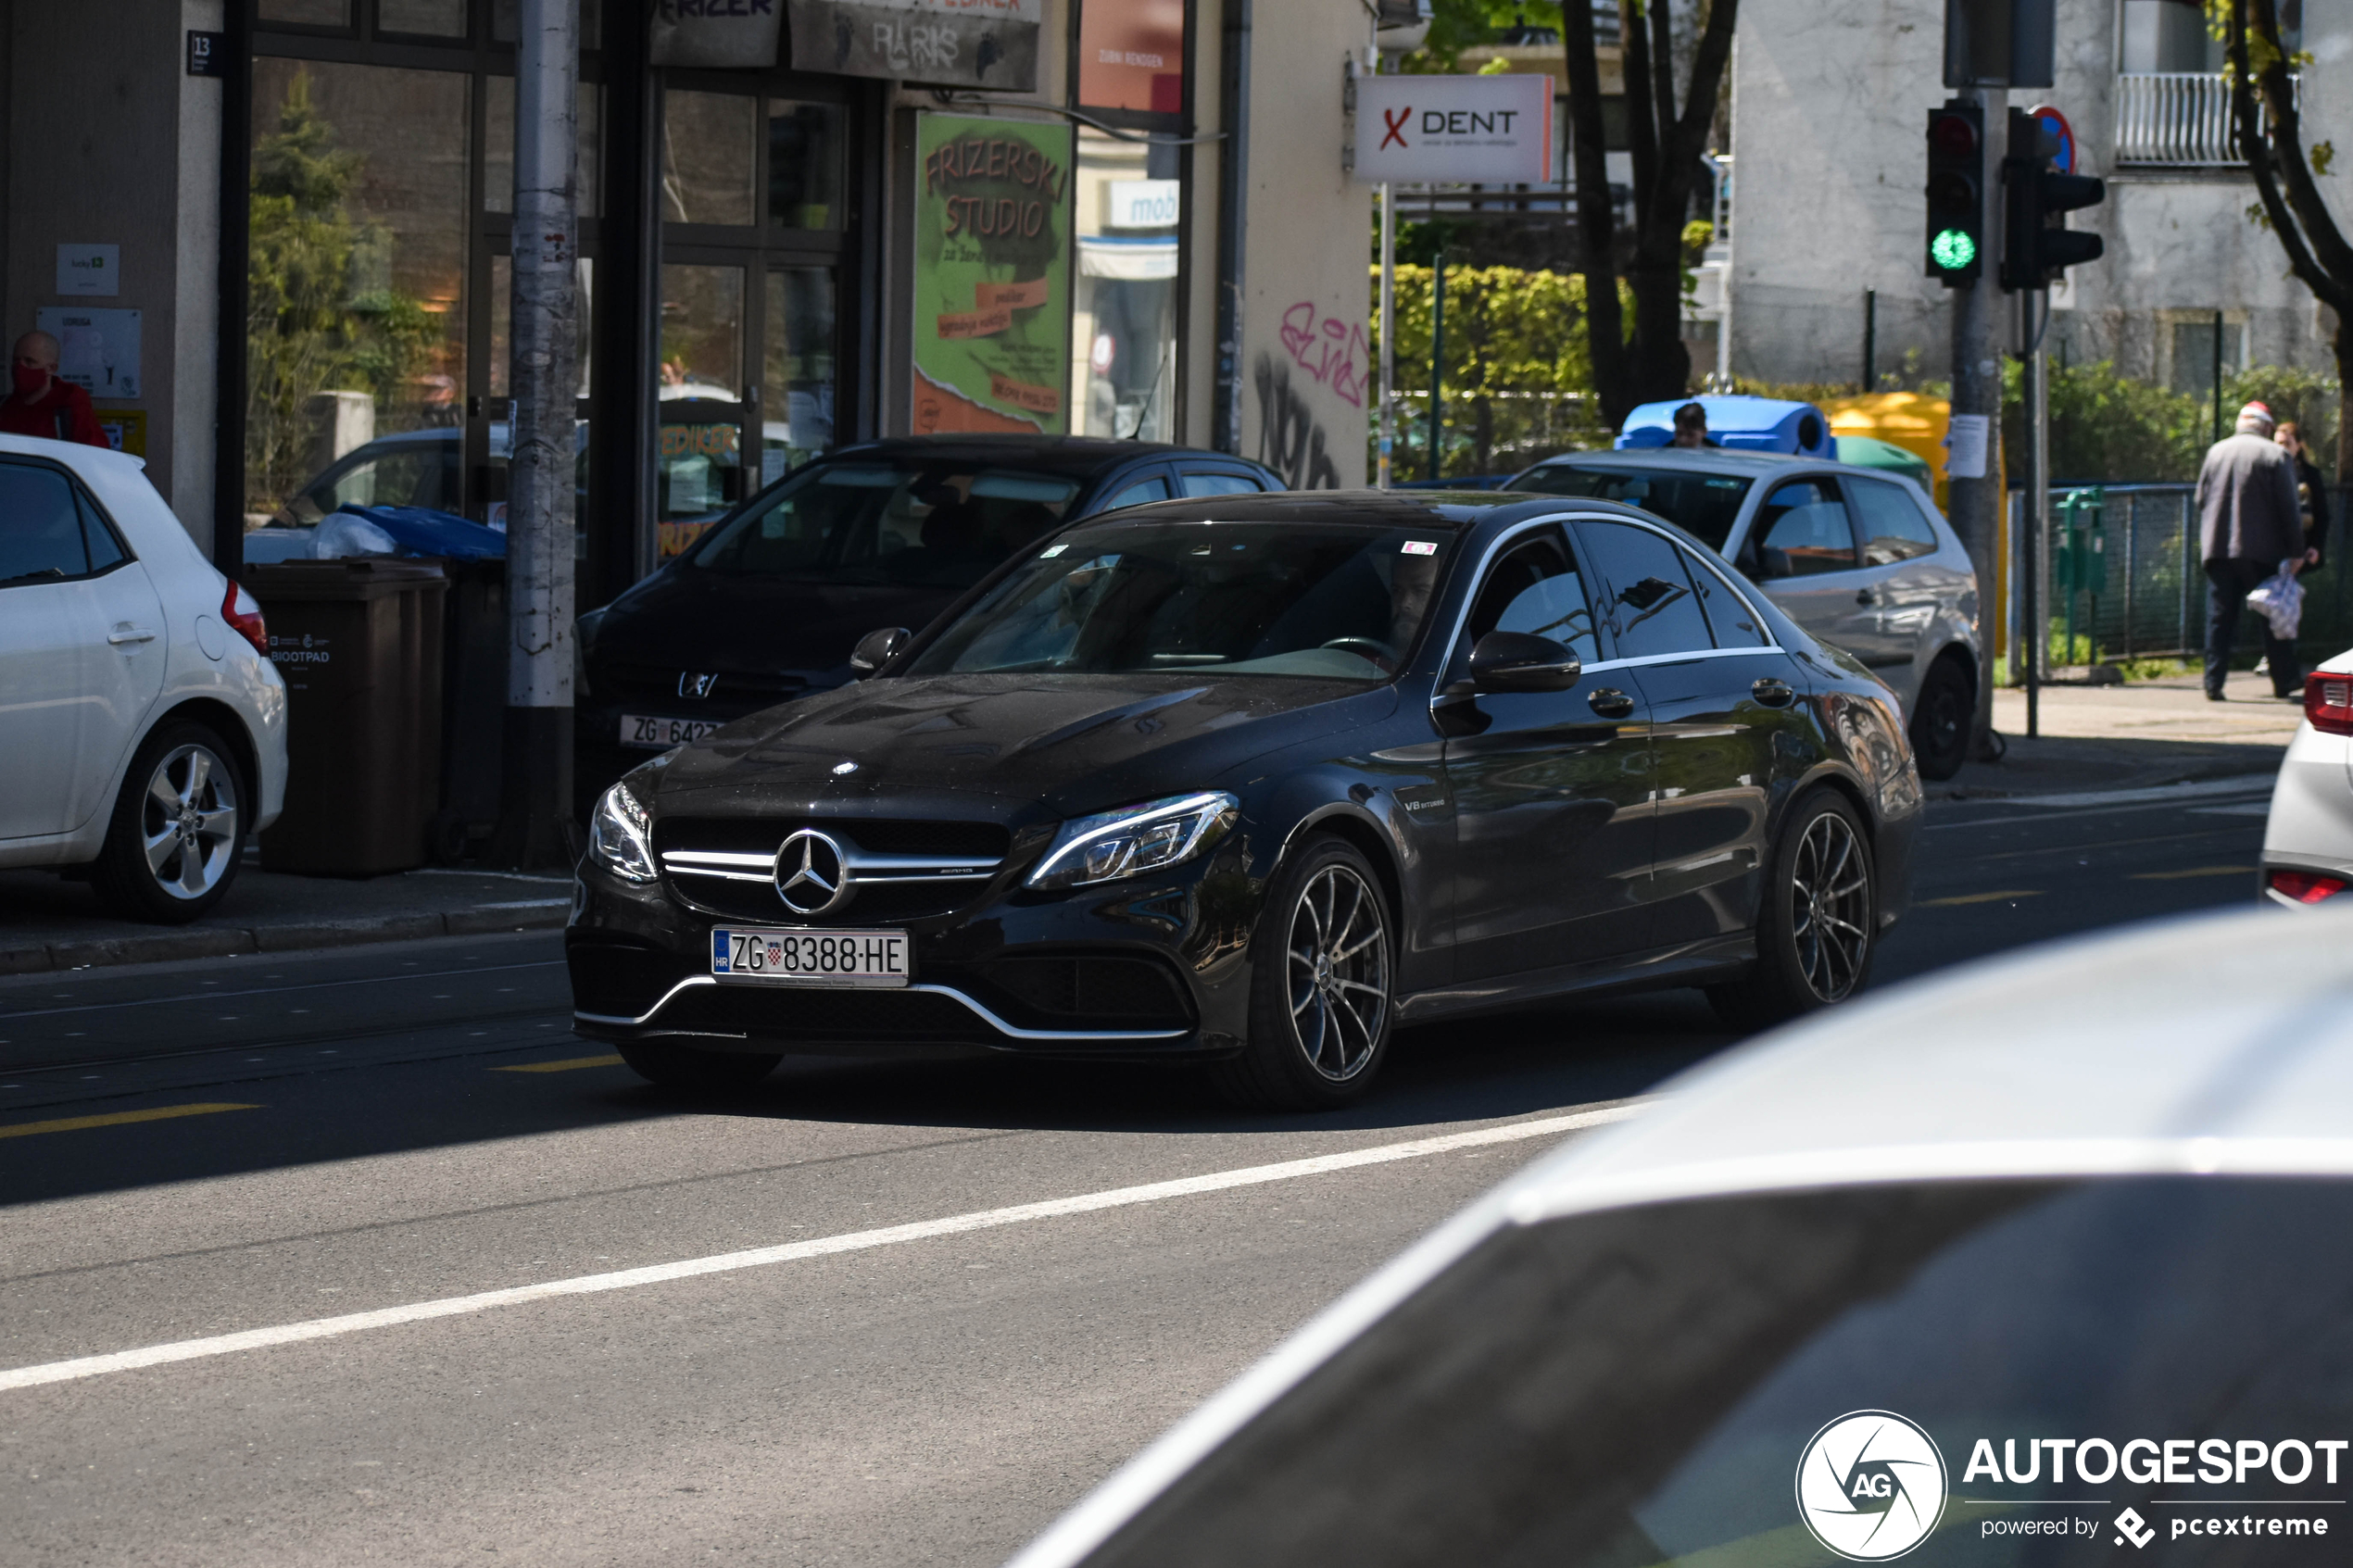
1948 84 2007 761
2020 289 2044 738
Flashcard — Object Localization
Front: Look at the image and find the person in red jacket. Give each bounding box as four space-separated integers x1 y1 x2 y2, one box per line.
0 331 107 446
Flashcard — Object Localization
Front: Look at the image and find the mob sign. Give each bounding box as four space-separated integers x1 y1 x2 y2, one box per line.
1353 73 1553 184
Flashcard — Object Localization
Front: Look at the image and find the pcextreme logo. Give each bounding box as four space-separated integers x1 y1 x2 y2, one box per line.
1796 1410 1950 1562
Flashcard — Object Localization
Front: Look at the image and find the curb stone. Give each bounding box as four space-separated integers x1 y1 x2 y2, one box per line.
0 899 570 976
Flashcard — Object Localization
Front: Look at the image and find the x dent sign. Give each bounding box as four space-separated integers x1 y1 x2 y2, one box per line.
1353 74 1554 184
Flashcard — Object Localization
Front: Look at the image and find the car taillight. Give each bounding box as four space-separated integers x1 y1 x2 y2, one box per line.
222 581 269 657
2307 673 2353 736
2269 869 2347 905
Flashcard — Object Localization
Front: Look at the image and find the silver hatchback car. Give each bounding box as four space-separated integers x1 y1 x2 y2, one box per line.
1505 450 1982 779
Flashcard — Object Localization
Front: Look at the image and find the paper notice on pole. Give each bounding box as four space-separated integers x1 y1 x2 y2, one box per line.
1945 413 1991 479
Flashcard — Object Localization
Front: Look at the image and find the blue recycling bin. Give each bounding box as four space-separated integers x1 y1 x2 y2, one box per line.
1617 395 1833 458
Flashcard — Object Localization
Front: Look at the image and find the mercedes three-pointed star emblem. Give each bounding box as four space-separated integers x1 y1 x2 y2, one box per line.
773 828 853 917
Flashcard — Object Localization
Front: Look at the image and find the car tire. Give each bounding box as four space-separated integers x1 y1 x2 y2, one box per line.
90 720 249 925
616 1042 783 1089
1908 655 1973 782
1210 836 1395 1112
1707 788 1877 1032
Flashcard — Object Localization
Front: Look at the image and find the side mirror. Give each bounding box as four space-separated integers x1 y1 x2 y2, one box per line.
849 626 911 677
1466 631 1581 694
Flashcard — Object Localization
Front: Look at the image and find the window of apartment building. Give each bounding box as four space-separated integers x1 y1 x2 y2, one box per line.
2168 316 2246 398
1070 0 1189 443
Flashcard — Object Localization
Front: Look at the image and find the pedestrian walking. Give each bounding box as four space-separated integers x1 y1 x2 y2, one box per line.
0 330 106 446
2196 400 2307 701
2274 420 2329 573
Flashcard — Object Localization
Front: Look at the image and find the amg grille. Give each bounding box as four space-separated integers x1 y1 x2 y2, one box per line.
652 817 1012 923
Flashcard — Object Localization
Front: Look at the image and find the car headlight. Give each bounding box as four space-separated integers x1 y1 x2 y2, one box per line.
588 781 658 884
1026 792 1239 890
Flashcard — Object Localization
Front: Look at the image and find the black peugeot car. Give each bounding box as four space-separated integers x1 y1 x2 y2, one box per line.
569 491 1921 1110
574 436 1281 809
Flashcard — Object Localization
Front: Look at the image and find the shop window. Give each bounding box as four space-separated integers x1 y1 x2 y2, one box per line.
1070 128 1178 442
485 79 604 218
379 0 466 38
763 269 837 483
1077 0 1186 115
768 101 843 231
244 59 469 525
662 91 759 227
259 0 351 28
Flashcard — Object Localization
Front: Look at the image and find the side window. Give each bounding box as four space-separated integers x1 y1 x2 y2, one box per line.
1463 528 1600 667
1577 519 1717 659
77 490 127 574
0 462 92 585
1179 470 1265 498
1684 547 1769 648
1104 475 1170 509
1753 479 1861 575
1848 478 1943 564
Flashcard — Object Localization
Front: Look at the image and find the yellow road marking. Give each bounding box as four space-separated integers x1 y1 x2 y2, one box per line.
495 1054 625 1073
2131 865 2254 881
0 1103 259 1141
1919 889 2044 907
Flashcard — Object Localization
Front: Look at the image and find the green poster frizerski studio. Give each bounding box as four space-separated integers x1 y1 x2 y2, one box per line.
911 113 1074 436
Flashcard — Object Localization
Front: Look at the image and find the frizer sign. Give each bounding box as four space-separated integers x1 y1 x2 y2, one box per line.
1353 73 1553 184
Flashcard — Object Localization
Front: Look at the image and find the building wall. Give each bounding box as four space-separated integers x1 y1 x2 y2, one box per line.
1728 0 2353 391
6 0 207 546
1235 0 1367 487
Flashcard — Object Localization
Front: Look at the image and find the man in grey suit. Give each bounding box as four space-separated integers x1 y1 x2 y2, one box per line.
2196 400 2307 700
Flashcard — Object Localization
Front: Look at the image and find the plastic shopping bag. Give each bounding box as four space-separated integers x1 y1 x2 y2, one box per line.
2247 559 2306 640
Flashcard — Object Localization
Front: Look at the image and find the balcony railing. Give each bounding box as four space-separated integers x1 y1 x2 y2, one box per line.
2115 70 2297 167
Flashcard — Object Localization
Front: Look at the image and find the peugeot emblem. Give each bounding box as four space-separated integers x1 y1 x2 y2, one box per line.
679 671 719 699
773 828 853 917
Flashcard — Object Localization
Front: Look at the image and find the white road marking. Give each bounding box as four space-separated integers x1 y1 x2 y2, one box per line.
0 1103 1643 1394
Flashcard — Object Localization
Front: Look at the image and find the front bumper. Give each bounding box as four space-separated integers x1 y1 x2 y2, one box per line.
567 836 1261 1060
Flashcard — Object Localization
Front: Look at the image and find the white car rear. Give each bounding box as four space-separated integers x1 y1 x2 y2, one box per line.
2260 648 2353 908
0 433 285 921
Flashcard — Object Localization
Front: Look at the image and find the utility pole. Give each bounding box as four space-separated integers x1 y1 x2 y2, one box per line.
1428 257 1444 483
2020 290 2044 736
1378 182 1394 489
1946 83 2006 760
498 0 580 870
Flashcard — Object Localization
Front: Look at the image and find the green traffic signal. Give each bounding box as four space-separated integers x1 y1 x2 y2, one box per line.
1931 228 1977 271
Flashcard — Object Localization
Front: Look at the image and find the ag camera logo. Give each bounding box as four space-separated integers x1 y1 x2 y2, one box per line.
1796 1410 1948 1561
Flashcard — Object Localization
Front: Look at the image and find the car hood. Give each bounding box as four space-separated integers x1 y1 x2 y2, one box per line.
594 566 967 680
646 673 1401 824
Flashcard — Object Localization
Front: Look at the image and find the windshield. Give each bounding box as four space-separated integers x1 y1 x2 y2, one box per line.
1091 1176 2353 1568
1507 464 1754 551
901 521 1453 681
685 459 1083 587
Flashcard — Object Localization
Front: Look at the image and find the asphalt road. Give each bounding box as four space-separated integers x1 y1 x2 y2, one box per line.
0 783 2280 1567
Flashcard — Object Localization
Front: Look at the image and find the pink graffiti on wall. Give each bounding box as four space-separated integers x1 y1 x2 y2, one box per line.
1277 302 1368 409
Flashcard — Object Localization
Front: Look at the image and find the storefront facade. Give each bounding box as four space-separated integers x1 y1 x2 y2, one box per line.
0 0 1372 610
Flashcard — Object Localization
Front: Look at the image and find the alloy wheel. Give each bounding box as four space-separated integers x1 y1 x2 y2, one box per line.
1285 864 1390 1081
1789 810 1870 1001
140 744 240 902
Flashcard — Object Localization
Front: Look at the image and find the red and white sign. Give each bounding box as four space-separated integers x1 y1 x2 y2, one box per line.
1354 74 1554 184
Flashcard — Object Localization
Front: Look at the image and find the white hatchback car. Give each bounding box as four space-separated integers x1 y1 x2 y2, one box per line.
2261 649 2353 908
0 434 286 922
1012 906 2353 1568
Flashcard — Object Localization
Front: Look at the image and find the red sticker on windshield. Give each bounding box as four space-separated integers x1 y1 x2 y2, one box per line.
1402 540 1438 556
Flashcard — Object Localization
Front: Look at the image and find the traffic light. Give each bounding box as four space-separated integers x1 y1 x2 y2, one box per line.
1924 102 1985 285
2001 107 2105 291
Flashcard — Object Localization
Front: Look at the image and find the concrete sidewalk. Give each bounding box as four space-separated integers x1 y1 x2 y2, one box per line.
1945 667 2300 799
0 859 571 976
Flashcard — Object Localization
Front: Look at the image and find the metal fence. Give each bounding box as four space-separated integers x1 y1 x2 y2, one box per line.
2006 483 2353 675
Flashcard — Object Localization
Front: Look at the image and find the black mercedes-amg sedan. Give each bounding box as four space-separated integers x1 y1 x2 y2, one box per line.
569 491 1921 1110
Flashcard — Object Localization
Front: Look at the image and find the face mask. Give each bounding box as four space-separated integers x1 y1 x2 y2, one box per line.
12 364 47 398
